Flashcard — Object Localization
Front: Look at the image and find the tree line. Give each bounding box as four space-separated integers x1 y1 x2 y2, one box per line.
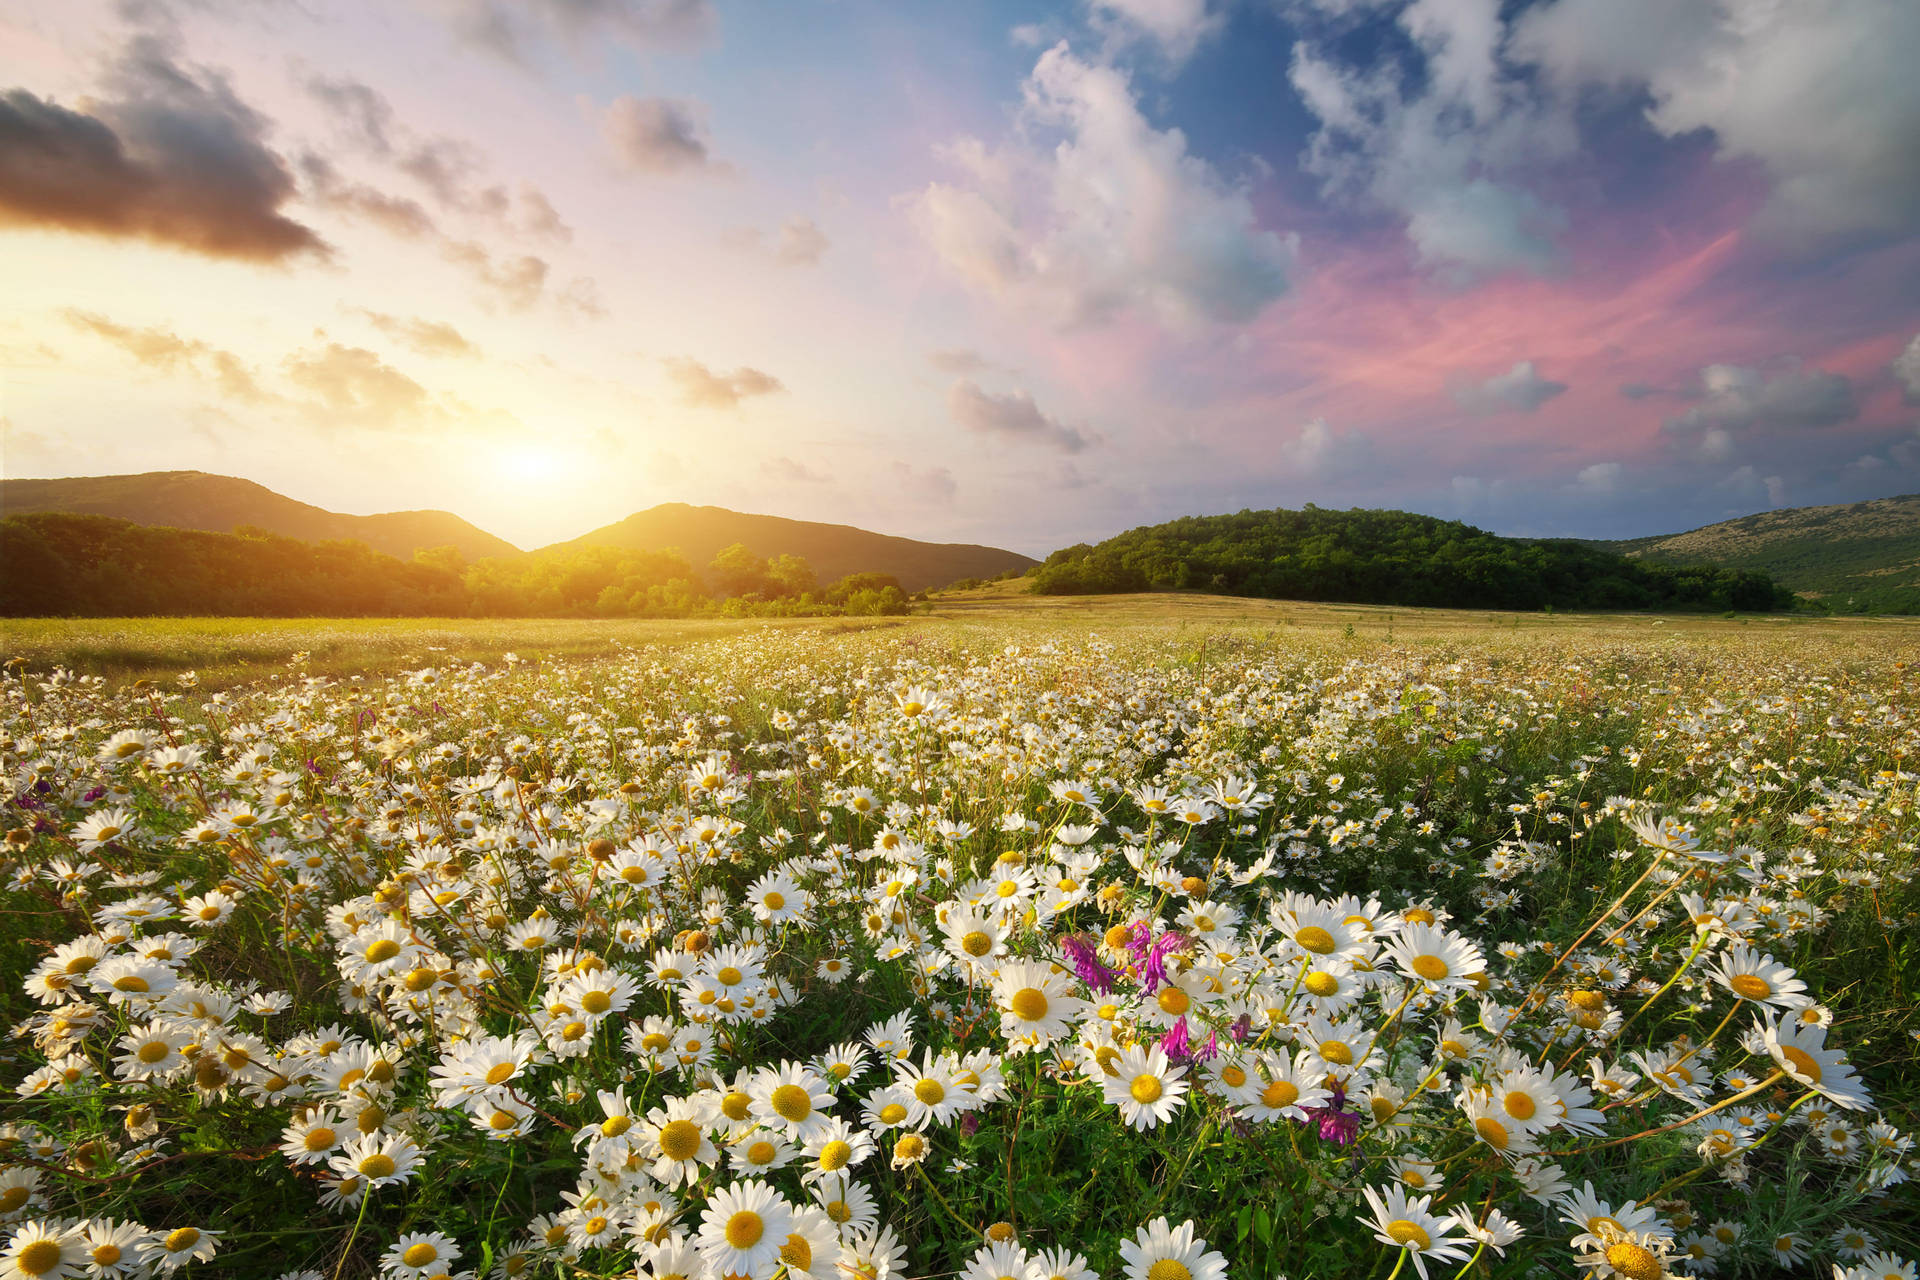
0 514 914 618
1029 506 1797 612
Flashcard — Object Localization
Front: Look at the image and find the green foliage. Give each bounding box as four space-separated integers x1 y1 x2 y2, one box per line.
1031 505 1796 611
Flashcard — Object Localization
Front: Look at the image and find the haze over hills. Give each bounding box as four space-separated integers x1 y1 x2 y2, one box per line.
1 472 521 564
542 503 1035 592
1596 493 1920 612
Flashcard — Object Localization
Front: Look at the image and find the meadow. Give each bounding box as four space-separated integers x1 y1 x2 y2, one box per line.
3 596 1917 1280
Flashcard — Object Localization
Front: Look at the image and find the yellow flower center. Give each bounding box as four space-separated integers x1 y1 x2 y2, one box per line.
304 1127 337 1151
1604 1242 1663 1280
1010 988 1049 1021
114 975 150 993
404 1243 439 1266
1157 988 1190 1016
1474 1117 1511 1150
771 1084 813 1122
580 990 612 1014
1296 926 1336 954
1504 1093 1536 1120
747 1141 777 1165
1779 1045 1823 1082
92 1244 123 1266
1319 1040 1353 1066
878 1103 908 1125
717 966 743 985
489 1110 518 1130
659 1120 703 1161
725 1212 764 1250
137 1042 170 1065
1147 1262 1193 1280
961 931 994 957
1386 1220 1431 1249
165 1228 200 1253
1130 1074 1163 1104
485 1062 516 1086
894 1133 927 1161
764 891 786 910
1221 1065 1247 1088
1304 971 1339 997
1728 974 1772 1000
818 1139 853 1171
913 1078 946 1106
1411 954 1450 981
17 1242 64 1276
364 939 402 964
781 1234 813 1270
359 1153 396 1179
826 1201 852 1224
1261 1079 1298 1109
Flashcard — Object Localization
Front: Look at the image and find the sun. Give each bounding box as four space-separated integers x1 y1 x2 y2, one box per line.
489 441 569 485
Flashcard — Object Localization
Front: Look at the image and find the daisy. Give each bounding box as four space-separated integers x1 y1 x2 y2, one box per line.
837 1224 908 1280
1117 1218 1227 1280
382 1232 461 1278
1709 945 1809 1010
76 1220 148 1278
695 1179 793 1280
812 1174 879 1235
1576 1230 1676 1280
1382 924 1486 991
729 1131 801 1175
1027 1246 1096 1280
993 962 1085 1050
1764 1018 1872 1110
136 1226 219 1273
962 1239 1029 1280
329 1132 422 1189
1 1222 85 1280
639 1097 719 1186
279 1109 348 1166
772 1209 840 1279
1102 1044 1188 1131
1237 1052 1330 1124
800 1118 875 1183
751 1061 835 1140
1360 1186 1471 1280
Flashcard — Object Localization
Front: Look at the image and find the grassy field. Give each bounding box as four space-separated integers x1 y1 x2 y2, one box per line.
4 597 1918 1279
7 583 1915 688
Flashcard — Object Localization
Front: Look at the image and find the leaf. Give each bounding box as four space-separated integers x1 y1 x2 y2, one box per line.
1237 1206 1252 1242
1253 1206 1272 1245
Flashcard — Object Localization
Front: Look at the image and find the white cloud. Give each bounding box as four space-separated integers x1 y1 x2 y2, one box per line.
1664 363 1857 452
1289 0 1574 280
601 96 721 175
1085 0 1223 68
908 43 1295 329
1895 334 1920 403
1451 360 1568 414
1280 417 1371 478
1512 0 1920 249
1573 460 1622 495
948 379 1090 453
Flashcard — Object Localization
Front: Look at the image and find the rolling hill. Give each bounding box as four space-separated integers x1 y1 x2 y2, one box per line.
1598 493 1920 612
542 503 1035 592
0 471 521 564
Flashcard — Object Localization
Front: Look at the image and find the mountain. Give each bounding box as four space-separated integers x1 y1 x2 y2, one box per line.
543 503 1035 591
1030 505 1792 612
0 471 521 564
1597 493 1920 612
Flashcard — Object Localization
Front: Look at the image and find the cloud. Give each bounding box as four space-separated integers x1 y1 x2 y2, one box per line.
928 348 990 374
1572 460 1623 495
948 379 1089 453
64 308 272 402
760 455 829 485
665 357 783 408
444 0 717 61
283 342 431 429
1513 0 1920 250
1086 0 1223 68
1279 416 1371 478
725 215 828 266
1896 334 1920 404
890 461 958 505
303 76 573 243
1289 4 1573 281
1451 360 1568 414
0 36 325 262
358 311 477 358
1663 362 1857 459
299 152 438 238
602 96 719 175
442 240 550 309
908 43 1295 329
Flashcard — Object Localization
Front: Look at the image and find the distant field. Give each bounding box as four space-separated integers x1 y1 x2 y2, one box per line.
5 581 1915 687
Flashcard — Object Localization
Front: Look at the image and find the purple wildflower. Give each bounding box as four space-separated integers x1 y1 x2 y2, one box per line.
1229 1014 1253 1044
1160 1018 1193 1064
1139 930 1188 994
1061 936 1116 994
82 786 105 803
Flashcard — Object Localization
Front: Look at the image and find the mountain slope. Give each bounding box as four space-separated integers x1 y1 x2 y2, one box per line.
1598 493 1920 611
0 471 520 563
544 503 1034 591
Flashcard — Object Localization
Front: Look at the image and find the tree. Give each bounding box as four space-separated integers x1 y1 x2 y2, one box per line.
708 543 770 598
765 553 817 598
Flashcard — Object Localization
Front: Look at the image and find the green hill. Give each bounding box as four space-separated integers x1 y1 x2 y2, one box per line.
0 471 521 564
1032 505 1792 612
1595 493 1920 613
543 503 1034 592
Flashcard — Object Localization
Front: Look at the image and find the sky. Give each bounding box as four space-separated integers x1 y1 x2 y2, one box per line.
2 0 1917 556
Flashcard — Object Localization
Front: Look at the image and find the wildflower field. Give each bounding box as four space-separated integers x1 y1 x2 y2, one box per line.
4 603 1918 1280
